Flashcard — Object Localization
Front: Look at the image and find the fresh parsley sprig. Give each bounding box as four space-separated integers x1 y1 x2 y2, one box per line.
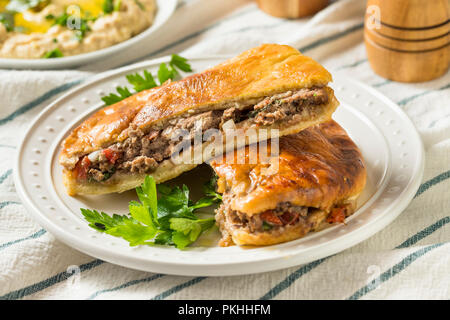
81 175 220 249
203 174 222 202
100 87 133 106
101 54 192 106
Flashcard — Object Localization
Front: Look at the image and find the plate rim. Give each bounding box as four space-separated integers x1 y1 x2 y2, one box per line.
13 55 425 276
0 0 177 69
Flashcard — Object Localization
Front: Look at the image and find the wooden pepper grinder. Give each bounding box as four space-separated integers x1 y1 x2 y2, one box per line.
256 0 329 18
365 0 449 83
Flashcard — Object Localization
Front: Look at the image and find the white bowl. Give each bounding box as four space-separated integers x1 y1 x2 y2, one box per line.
0 0 177 69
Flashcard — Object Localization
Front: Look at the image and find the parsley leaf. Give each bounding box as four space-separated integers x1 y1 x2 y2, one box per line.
42 48 64 59
106 219 158 246
136 175 158 223
190 197 216 210
0 12 15 32
81 174 221 249
81 208 157 246
101 86 132 105
170 54 192 72
102 0 114 14
203 174 222 202
154 231 173 245
156 184 197 229
81 208 128 231
157 62 172 85
129 201 154 227
170 218 215 249
125 70 157 92
101 54 192 106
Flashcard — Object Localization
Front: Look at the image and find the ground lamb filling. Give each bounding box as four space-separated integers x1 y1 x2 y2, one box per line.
74 87 329 182
216 199 352 235
218 201 310 234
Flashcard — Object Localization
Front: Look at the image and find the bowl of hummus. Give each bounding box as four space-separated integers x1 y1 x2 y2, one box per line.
0 0 177 68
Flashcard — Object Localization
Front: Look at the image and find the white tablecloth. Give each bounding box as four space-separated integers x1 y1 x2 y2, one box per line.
1 0 449 300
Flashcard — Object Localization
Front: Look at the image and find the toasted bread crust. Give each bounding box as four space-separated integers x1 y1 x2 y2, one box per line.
210 120 366 215
60 44 332 167
210 120 366 246
59 44 337 196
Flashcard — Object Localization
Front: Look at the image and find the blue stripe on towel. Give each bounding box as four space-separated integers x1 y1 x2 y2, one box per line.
0 169 12 184
259 258 328 300
372 80 391 88
0 229 47 251
150 277 207 300
415 170 450 198
87 274 165 300
396 217 450 249
336 59 367 70
0 201 20 210
0 259 104 300
347 242 445 300
0 144 16 149
0 79 83 126
398 83 450 106
299 22 364 52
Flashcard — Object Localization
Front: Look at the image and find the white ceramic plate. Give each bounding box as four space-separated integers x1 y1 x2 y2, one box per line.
0 0 176 70
14 56 425 276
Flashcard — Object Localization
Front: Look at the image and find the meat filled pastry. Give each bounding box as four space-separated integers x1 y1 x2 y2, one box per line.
210 120 366 246
60 44 339 195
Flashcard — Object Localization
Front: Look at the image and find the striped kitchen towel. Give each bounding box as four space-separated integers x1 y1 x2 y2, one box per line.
0 0 449 299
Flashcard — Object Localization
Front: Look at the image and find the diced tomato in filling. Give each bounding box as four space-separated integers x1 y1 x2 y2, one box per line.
279 211 300 225
75 156 91 180
103 148 120 164
327 206 347 224
260 211 283 226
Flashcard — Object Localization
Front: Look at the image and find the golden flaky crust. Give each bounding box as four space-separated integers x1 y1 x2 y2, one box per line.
60 44 332 165
210 120 366 246
211 120 366 215
59 44 336 195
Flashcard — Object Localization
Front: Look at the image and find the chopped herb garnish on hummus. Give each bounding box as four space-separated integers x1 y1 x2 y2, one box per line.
103 0 122 13
114 0 122 11
133 0 145 10
0 0 157 59
0 12 15 32
102 0 114 14
42 48 63 58
46 12 94 41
